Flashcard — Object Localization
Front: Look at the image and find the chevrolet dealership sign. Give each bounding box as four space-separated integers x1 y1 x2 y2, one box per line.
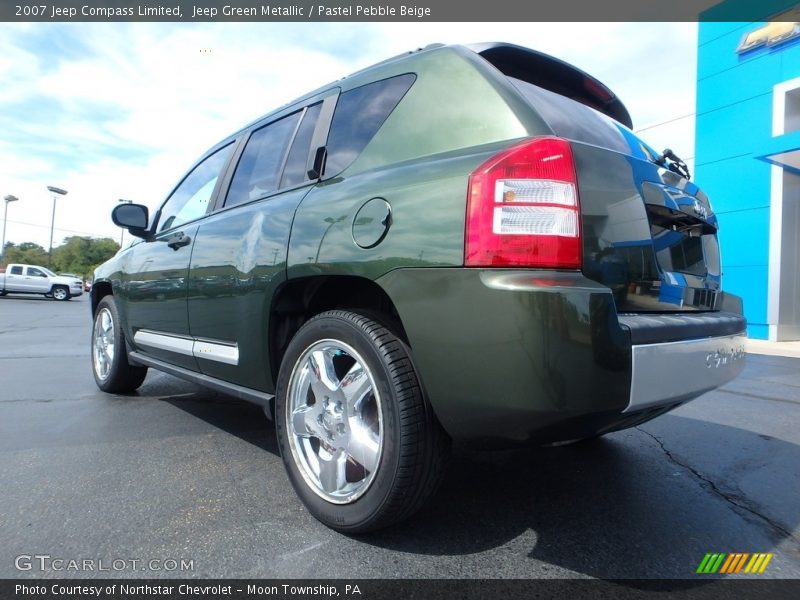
737 15 800 53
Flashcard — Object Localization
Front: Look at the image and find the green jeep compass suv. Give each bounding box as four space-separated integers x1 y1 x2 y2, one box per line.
91 42 747 532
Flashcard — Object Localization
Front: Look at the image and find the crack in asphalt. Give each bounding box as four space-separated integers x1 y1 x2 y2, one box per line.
635 425 800 547
0 396 93 404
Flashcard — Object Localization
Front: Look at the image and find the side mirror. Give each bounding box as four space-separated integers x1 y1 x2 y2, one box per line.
112 203 149 238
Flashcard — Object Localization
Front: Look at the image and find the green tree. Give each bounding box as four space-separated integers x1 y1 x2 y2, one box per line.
2 242 48 266
51 236 120 279
2 238 119 276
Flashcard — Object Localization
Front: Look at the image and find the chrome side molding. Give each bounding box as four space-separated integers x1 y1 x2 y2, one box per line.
134 330 239 366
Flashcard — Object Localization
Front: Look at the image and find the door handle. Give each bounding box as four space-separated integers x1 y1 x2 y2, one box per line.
166 233 191 250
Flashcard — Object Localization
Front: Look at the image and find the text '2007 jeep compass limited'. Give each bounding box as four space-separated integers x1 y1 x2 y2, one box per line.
91 42 746 533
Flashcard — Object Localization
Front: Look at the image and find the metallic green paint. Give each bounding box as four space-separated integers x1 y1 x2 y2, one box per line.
347 48 531 175
187 187 312 391
116 225 200 371
288 152 475 280
377 268 632 446
286 46 549 283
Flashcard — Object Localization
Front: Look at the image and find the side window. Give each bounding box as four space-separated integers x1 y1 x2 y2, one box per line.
158 144 233 233
10 266 23 275
225 111 302 208
27 267 45 277
324 74 415 177
280 103 322 188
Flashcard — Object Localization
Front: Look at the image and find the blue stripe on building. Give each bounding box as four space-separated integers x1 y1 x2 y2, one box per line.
696 5 800 340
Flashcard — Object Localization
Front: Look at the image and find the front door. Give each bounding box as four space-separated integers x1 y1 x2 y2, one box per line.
121 143 234 371
25 266 51 293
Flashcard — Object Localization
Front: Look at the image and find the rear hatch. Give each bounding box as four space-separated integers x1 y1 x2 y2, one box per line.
475 43 722 313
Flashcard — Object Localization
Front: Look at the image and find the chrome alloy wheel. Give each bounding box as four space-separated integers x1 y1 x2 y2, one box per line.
92 307 115 381
286 340 383 504
53 287 68 300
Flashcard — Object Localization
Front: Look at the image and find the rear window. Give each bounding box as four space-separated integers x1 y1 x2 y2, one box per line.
652 228 707 276
509 77 630 154
324 74 415 177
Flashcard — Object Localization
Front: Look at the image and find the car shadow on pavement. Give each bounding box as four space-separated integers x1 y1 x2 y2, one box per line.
162 391 279 455
361 415 800 580
158 391 800 581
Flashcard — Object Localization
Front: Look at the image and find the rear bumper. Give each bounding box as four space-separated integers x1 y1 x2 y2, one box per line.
627 333 746 412
378 268 745 447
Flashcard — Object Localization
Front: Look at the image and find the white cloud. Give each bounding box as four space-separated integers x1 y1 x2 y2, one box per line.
0 22 698 251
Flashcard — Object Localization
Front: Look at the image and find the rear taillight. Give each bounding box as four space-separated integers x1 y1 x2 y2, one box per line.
464 136 581 269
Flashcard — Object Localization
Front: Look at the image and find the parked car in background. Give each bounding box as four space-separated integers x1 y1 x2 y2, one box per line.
1 264 83 300
90 42 746 533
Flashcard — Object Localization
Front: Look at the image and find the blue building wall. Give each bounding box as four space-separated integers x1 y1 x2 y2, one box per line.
696 15 800 339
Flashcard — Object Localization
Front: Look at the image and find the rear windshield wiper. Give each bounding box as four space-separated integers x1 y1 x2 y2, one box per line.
654 148 691 180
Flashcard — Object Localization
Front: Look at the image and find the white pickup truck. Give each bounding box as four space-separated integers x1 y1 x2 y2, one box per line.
0 264 84 300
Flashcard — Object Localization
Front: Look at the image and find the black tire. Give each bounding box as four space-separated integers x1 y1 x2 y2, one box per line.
275 310 450 533
91 295 148 393
52 285 70 301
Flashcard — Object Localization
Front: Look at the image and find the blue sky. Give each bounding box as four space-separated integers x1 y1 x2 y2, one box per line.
0 22 697 249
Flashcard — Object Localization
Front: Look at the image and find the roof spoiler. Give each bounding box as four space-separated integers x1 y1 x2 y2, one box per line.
468 42 633 129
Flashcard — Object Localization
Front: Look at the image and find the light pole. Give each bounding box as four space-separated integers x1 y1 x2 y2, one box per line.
46 186 68 267
315 215 347 263
2 194 19 263
117 199 133 248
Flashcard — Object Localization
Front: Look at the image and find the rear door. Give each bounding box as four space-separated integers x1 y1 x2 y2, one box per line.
4 265 27 292
186 93 336 392
509 76 721 313
5 265 31 292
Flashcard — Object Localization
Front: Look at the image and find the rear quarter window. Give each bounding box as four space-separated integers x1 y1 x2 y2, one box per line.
324 74 416 177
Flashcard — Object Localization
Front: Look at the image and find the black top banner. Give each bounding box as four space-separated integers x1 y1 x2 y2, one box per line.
2 0 799 22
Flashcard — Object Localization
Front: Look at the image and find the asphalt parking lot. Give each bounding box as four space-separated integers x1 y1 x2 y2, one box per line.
1 293 799 580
